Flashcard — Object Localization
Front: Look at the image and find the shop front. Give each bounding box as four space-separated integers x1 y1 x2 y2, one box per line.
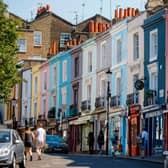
93 111 106 152
72 115 93 153
142 106 163 156
109 108 127 156
127 105 141 156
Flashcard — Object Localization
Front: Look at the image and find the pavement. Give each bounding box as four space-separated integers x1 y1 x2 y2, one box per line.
117 155 164 164
73 152 164 164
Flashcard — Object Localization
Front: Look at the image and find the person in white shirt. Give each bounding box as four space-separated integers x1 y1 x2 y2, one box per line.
36 122 46 160
140 128 148 158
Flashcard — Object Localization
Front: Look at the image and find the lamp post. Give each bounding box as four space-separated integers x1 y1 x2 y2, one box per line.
11 98 17 129
106 68 112 155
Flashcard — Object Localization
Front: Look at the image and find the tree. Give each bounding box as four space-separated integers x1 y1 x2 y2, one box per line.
0 0 19 102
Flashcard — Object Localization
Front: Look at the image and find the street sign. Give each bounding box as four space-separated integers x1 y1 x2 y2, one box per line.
134 80 144 90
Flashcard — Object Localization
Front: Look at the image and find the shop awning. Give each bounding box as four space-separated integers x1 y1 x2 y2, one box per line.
69 115 92 125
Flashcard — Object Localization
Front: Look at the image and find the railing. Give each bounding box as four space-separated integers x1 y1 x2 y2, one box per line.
110 95 121 107
69 104 78 117
48 107 56 118
126 92 139 105
38 114 45 120
95 96 105 109
144 90 157 106
81 100 91 111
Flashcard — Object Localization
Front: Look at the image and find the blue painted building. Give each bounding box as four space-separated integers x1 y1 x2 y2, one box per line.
110 19 129 155
57 51 72 138
142 9 166 156
48 55 59 133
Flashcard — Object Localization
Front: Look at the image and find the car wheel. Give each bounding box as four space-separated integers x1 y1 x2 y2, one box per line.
19 154 26 168
9 155 16 168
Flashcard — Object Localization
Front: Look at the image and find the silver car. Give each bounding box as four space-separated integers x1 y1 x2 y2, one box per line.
0 129 26 168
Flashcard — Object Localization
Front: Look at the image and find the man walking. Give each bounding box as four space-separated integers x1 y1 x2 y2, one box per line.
36 122 46 160
140 128 148 158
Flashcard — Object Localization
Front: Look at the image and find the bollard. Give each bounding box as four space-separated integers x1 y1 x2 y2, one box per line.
163 151 168 168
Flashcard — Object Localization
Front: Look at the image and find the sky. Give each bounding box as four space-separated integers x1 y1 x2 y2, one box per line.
4 0 147 24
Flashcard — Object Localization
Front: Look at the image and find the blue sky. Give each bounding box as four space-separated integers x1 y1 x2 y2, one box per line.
4 0 147 24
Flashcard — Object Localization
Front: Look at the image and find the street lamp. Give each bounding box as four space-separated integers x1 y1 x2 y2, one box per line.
106 68 112 155
11 97 17 129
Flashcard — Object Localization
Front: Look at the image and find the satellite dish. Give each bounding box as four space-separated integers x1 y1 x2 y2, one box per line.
134 80 144 90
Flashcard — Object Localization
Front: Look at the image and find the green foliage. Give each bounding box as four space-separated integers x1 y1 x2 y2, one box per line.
0 0 20 102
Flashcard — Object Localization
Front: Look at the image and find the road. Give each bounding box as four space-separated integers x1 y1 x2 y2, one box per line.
26 153 163 168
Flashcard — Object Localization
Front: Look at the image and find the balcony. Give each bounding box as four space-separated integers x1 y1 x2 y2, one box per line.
81 100 91 111
48 107 56 119
69 104 78 117
144 90 157 106
126 92 139 105
38 114 45 120
95 97 105 109
110 95 121 107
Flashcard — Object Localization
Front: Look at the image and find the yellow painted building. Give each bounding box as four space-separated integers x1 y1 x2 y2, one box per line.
31 64 41 124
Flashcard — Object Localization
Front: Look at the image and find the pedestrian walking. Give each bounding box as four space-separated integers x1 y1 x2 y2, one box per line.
35 122 46 160
88 131 94 154
140 128 148 158
97 130 104 154
24 126 35 161
111 130 118 157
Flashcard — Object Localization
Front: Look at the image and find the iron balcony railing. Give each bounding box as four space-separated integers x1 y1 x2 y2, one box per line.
144 89 157 106
81 100 91 111
48 106 56 119
110 95 121 107
69 104 78 117
95 96 105 109
126 92 139 105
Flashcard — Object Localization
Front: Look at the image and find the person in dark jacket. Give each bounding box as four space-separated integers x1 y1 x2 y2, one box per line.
88 132 94 154
97 130 104 154
24 126 35 161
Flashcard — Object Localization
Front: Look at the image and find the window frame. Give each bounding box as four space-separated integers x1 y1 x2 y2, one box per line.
34 31 42 46
133 32 139 61
18 38 27 52
150 29 158 62
63 60 67 82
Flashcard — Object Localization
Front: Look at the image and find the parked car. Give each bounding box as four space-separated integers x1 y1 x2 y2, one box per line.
0 129 26 168
44 135 69 154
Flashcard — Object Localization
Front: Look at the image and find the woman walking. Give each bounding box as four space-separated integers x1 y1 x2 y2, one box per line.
24 126 35 161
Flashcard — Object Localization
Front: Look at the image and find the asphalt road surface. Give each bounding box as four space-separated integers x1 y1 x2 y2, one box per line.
26 153 163 168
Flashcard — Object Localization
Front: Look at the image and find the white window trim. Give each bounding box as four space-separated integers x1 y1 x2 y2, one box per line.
18 38 27 52
150 29 158 62
34 31 42 46
61 87 67 105
133 32 139 61
63 60 67 82
100 41 106 68
147 62 158 90
115 35 122 64
42 71 47 91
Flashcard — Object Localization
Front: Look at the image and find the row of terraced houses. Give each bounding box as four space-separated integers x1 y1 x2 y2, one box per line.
2 0 168 157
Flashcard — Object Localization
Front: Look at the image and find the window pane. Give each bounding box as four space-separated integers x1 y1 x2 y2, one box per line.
60 33 71 48
117 39 122 63
133 33 139 60
18 39 26 52
34 31 42 46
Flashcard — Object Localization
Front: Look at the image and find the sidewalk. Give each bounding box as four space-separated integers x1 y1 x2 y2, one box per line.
72 152 164 164
116 155 164 164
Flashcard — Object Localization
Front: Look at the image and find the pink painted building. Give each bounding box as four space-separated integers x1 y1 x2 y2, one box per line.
39 61 50 122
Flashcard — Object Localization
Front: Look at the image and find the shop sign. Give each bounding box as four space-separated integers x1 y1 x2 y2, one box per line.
144 110 162 118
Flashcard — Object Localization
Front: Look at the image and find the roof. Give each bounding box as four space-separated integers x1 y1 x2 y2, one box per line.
76 14 111 26
30 11 74 26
